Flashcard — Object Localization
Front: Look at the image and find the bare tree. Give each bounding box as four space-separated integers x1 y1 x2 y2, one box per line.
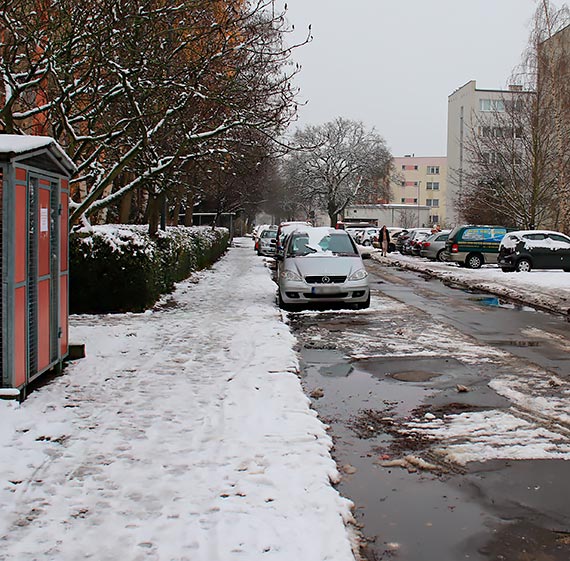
459 1 570 231
460 89 557 228
0 0 309 231
282 118 393 227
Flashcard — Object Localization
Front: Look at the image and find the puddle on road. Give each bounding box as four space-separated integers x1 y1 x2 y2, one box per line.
347 457 491 561
468 295 537 312
357 356 471 383
319 363 354 377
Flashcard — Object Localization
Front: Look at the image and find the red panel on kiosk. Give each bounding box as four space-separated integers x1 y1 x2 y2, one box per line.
60 275 68 357
15 184 27 284
38 188 50 277
14 287 27 387
15 167 26 182
37 279 51 371
60 191 68 272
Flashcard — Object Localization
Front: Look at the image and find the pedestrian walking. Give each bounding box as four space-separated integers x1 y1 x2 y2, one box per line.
380 225 390 257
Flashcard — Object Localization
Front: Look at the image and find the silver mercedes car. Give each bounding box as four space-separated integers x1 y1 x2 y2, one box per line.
276 227 370 310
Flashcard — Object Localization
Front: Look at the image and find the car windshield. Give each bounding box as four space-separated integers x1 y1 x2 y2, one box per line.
261 229 277 239
288 230 358 257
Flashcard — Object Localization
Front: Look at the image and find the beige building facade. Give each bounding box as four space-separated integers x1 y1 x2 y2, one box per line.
391 155 448 227
446 80 526 225
539 25 570 232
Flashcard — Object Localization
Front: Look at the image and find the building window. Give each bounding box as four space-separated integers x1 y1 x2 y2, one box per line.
480 99 505 112
427 166 440 175
401 165 406 170
426 199 439 208
482 152 501 164
401 198 406 203
413 198 418 203
414 165 418 170
504 99 524 112
426 182 440 190
429 215 439 223
401 180 405 186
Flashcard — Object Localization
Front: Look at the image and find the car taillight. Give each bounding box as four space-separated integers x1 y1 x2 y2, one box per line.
423 242 430 248
451 243 458 253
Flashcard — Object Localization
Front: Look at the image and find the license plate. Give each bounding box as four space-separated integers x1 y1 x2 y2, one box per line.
312 286 338 295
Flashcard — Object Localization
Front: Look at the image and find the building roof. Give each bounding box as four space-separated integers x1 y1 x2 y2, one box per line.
0 134 76 174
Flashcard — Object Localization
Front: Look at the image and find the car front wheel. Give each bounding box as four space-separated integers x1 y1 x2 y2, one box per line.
515 259 532 272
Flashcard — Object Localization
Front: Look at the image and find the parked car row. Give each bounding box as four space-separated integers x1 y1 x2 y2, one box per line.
346 226 403 253
393 224 570 272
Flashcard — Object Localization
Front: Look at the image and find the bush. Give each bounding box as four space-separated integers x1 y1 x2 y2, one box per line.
70 225 229 313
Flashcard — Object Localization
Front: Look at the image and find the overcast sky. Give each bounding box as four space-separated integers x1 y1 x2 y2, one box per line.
280 0 542 157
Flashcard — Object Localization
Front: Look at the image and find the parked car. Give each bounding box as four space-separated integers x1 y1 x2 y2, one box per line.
444 225 512 268
346 228 364 242
256 227 278 256
419 230 451 261
276 226 370 310
275 221 312 256
498 230 570 272
252 224 272 247
401 228 432 255
407 230 433 255
355 227 380 246
395 229 412 253
386 228 404 252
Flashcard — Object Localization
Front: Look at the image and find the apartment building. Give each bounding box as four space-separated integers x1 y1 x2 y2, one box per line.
446 80 528 224
391 155 448 227
538 25 570 232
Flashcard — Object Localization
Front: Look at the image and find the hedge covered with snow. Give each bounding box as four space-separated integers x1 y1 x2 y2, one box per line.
70 225 229 313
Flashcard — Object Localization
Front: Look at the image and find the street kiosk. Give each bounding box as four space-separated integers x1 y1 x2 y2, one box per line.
0 135 76 398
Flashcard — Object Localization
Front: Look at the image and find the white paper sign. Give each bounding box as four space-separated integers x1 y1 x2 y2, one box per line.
40 208 49 232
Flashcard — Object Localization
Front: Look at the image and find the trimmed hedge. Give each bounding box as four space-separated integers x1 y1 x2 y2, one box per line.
70 225 229 313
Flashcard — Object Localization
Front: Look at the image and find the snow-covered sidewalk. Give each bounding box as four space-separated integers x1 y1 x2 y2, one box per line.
372 251 570 316
0 239 356 561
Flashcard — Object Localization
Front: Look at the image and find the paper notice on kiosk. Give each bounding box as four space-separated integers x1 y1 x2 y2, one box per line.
40 208 49 232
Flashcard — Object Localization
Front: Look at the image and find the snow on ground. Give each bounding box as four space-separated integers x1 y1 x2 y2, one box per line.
405 409 570 465
0 238 356 561
372 251 570 315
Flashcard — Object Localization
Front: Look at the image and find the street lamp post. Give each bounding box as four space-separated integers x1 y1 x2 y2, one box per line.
417 180 421 227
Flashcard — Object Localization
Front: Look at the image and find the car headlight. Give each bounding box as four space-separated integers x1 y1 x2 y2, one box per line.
348 268 368 281
281 269 303 281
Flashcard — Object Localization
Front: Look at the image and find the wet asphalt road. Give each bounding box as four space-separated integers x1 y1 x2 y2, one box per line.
282 258 570 561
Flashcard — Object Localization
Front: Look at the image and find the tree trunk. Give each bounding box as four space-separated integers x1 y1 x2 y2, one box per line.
119 190 133 223
147 194 163 237
184 192 194 226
